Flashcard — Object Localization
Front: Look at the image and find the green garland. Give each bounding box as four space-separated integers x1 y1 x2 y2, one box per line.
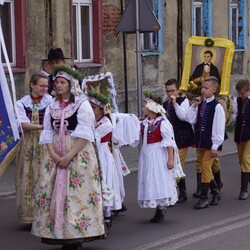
204 38 214 47
88 90 110 105
143 91 156 100
53 65 81 80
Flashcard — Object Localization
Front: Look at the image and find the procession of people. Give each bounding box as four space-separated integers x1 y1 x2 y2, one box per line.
1 47 250 250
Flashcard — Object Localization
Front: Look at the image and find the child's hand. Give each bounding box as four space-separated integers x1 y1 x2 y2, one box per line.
167 159 174 170
170 95 177 105
210 149 218 158
193 96 202 108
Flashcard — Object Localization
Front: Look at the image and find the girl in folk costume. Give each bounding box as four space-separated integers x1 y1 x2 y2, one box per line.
88 91 122 230
138 93 185 223
32 66 105 250
15 73 52 224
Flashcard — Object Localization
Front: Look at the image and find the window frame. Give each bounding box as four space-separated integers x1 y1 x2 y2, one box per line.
1 0 27 72
71 0 103 67
192 0 212 37
229 0 246 51
192 1 203 36
141 0 164 56
73 0 93 63
1 0 15 66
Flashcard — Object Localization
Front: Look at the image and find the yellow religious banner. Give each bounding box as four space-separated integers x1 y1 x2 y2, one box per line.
180 36 235 96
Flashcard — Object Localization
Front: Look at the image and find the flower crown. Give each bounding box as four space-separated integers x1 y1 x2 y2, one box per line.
88 90 111 108
53 65 81 81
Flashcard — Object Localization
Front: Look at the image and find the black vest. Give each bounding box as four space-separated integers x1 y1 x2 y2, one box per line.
163 98 194 148
234 97 250 143
50 110 78 132
194 99 223 150
23 105 46 125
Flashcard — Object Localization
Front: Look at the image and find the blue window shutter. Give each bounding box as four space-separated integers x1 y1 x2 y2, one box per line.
203 0 212 37
154 0 164 53
238 0 245 49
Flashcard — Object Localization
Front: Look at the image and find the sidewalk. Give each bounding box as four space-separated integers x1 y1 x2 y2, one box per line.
0 132 237 196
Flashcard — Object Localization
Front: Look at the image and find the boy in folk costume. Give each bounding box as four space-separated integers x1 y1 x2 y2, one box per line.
186 76 225 209
88 91 122 229
163 78 194 203
137 93 184 223
233 79 250 200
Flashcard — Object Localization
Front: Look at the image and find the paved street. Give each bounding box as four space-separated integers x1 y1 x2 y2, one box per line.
2 133 250 250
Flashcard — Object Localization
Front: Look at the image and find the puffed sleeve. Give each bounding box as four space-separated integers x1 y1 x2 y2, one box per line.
160 119 177 148
173 98 190 121
39 105 55 144
70 100 95 142
95 118 112 143
185 104 198 124
16 100 30 123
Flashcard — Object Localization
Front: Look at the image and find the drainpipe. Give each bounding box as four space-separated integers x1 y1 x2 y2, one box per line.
177 0 183 82
120 0 128 113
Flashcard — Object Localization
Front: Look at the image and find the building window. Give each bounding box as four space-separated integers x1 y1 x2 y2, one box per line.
140 0 164 54
229 0 246 50
1 0 27 70
72 0 103 65
192 0 212 37
1 0 15 64
193 1 203 36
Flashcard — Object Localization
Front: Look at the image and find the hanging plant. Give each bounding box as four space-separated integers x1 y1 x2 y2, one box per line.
204 38 214 47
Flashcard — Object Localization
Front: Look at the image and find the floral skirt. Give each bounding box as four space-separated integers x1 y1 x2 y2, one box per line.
15 131 45 223
32 136 105 241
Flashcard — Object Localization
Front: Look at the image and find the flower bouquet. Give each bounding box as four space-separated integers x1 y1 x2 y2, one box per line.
185 77 203 102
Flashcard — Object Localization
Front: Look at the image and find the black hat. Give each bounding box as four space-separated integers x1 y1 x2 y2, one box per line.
42 48 70 61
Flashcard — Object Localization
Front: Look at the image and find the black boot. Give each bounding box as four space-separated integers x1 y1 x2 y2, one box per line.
209 179 221 205
194 183 209 209
193 173 201 198
177 178 187 203
113 203 128 216
239 172 249 200
150 208 166 223
104 216 112 231
214 171 223 191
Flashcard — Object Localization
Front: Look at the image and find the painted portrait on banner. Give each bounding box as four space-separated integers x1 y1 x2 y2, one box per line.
181 36 234 96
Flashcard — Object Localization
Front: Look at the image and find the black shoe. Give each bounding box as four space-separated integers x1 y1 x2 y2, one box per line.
194 183 209 209
239 191 248 200
194 197 208 209
239 172 249 200
104 216 112 231
113 203 128 216
150 208 165 223
210 193 221 205
209 179 221 205
177 192 187 203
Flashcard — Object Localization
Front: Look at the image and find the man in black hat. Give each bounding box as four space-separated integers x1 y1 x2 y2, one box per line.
42 48 70 95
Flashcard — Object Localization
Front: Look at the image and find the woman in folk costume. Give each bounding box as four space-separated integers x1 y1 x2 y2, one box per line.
32 66 105 250
88 91 122 230
15 73 52 224
138 92 185 223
